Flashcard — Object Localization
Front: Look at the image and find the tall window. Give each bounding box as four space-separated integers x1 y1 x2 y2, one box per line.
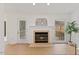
4 21 6 37
19 20 26 39
55 21 64 41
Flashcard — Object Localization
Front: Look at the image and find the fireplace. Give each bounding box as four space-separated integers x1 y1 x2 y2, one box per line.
35 32 48 43
29 31 51 47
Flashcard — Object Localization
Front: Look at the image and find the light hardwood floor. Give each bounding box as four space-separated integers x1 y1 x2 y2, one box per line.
5 43 78 55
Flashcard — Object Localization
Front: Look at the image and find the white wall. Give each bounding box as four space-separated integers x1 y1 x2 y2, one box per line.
71 8 79 48
5 13 71 44
0 17 4 54
0 4 5 54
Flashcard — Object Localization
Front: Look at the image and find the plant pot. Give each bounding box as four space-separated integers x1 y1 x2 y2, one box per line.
68 41 75 47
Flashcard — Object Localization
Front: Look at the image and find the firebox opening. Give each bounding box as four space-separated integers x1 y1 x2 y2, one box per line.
35 32 48 43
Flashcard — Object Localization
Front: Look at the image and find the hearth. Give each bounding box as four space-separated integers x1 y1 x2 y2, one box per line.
35 32 48 43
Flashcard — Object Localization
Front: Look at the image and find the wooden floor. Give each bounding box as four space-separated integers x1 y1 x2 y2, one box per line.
5 43 78 55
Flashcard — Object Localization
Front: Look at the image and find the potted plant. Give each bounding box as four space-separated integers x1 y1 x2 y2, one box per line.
66 21 79 43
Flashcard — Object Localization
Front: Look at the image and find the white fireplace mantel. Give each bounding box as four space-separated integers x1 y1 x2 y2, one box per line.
27 25 54 44
29 26 53 27
29 26 54 29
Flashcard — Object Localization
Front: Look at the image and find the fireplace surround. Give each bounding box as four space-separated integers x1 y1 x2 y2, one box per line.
29 30 52 47
29 26 53 44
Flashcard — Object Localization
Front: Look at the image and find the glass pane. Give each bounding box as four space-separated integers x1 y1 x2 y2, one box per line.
4 21 6 37
19 20 26 39
55 21 64 41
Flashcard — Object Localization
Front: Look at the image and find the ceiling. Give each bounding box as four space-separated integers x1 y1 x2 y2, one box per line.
2 3 79 14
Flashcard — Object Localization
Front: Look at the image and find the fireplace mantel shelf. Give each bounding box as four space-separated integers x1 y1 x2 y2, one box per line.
29 26 53 28
29 26 54 30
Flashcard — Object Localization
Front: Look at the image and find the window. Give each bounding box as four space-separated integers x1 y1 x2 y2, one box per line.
19 20 26 39
4 21 6 37
55 21 64 41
